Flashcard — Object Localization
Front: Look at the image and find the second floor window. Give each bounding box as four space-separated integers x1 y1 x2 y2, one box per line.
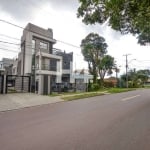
32 40 35 54
40 42 48 50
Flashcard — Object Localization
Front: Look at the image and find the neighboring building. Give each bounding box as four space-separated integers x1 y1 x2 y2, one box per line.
0 58 14 75
0 61 3 70
12 59 18 75
144 76 150 86
18 23 74 94
51 48 74 92
73 69 93 92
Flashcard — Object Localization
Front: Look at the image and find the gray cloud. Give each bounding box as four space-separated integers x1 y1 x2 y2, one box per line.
0 0 78 20
0 0 122 44
45 0 78 11
0 0 34 20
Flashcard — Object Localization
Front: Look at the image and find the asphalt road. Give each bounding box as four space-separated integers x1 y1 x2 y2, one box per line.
0 89 150 150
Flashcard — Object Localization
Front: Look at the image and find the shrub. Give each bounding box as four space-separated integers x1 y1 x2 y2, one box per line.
88 83 100 91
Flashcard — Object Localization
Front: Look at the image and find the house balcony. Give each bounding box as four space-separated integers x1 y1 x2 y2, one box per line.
35 64 62 75
36 52 62 60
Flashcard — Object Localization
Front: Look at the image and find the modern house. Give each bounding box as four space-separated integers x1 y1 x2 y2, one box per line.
18 23 74 95
0 23 93 95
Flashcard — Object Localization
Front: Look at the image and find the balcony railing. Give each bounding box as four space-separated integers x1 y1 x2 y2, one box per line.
41 64 57 71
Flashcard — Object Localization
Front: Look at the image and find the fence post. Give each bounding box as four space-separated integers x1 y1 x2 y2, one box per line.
4 75 7 94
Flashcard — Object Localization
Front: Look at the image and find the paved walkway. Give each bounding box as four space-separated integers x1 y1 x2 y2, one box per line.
0 93 63 112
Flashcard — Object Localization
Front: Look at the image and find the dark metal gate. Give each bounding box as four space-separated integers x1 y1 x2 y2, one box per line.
0 75 4 94
6 75 31 93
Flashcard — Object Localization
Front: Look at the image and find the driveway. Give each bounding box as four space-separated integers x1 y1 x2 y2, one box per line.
0 93 63 112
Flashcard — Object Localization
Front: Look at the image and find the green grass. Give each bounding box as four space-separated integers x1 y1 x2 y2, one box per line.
8 89 17 93
49 88 137 101
49 93 61 97
49 91 84 97
143 85 150 88
61 91 106 101
107 88 136 93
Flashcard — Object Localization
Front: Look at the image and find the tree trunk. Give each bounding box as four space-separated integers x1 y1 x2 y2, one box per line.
93 73 97 84
99 78 104 87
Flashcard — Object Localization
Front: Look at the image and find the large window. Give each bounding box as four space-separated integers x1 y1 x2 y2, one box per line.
32 40 35 54
40 42 48 50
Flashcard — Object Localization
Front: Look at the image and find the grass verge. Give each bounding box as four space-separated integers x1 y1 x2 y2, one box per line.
107 88 136 93
61 92 106 101
50 88 137 101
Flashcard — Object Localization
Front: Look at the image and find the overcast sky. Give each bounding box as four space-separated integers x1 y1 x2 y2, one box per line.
0 0 150 75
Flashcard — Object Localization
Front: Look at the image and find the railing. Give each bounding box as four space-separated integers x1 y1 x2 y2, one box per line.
41 64 57 71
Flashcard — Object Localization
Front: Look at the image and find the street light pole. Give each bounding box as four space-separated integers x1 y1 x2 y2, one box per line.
123 54 131 88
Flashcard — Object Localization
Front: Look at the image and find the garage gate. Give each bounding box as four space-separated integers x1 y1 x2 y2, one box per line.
6 75 31 93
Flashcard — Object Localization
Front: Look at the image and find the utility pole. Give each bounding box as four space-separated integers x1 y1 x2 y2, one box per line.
123 54 131 88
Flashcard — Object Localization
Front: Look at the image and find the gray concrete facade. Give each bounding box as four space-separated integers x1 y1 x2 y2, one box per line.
19 23 74 95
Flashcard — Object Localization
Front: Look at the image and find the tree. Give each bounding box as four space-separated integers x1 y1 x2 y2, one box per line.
120 69 149 87
136 69 150 84
77 0 150 45
81 33 107 83
98 55 115 86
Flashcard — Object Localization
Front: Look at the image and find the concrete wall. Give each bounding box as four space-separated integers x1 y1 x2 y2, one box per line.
21 23 56 75
23 23 53 39
20 23 75 94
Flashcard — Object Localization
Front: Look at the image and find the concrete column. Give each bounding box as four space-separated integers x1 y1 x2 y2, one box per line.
3 75 6 94
56 75 61 83
39 51 42 70
56 60 60 72
70 61 73 73
48 75 51 94
38 75 43 94
70 61 74 83
70 75 75 83
24 32 33 74
56 60 62 83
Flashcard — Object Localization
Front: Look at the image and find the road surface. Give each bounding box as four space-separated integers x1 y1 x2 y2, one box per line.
0 89 150 150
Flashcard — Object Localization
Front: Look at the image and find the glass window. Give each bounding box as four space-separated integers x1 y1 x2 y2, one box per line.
40 42 48 50
32 40 35 54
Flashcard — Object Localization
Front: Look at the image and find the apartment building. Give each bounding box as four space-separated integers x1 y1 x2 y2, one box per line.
18 23 74 94
0 58 14 75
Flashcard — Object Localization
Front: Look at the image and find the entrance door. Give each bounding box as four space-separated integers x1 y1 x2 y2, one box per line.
43 75 48 95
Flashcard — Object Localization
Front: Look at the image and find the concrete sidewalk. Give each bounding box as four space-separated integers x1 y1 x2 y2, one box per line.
0 93 63 112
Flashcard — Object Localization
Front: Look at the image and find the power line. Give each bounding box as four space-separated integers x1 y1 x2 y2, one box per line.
0 19 81 49
0 19 25 30
0 47 39 57
0 38 82 57
0 43 82 58
0 34 20 41
56 40 80 48
0 47 20 53
0 44 20 49
0 40 20 45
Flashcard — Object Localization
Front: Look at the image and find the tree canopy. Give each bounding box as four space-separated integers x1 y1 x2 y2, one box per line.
81 33 115 85
121 69 150 87
98 55 115 86
81 33 108 83
77 0 150 45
